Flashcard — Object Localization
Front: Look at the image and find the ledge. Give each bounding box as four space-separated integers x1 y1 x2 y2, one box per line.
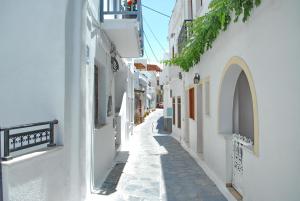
1 146 63 166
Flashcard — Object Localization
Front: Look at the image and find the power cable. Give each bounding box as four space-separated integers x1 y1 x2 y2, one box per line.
143 17 166 53
144 47 150 60
144 31 159 63
142 4 171 18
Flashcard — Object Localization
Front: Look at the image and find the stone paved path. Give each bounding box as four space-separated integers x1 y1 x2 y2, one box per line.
90 109 227 201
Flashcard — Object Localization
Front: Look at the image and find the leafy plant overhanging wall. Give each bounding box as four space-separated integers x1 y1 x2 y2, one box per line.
164 0 261 72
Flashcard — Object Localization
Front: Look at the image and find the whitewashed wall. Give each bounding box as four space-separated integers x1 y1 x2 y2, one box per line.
169 0 193 55
83 0 137 196
0 0 85 200
91 28 117 188
0 0 68 144
170 79 184 141
171 0 300 200
115 60 135 146
163 85 171 117
2 149 66 201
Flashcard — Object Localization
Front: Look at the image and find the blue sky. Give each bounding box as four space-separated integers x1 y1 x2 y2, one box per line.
141 0 176 63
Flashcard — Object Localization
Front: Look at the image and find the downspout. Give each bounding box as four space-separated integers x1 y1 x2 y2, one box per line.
0 139 3 201
190 0 193 20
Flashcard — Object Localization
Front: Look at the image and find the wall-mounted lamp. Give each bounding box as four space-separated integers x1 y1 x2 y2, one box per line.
179 72 182 80
193 73 200 84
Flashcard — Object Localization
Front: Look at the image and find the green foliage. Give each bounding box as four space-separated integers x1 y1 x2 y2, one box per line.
164 0 261 72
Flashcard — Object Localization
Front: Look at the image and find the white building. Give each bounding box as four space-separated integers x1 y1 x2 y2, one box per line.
134 60 161 124
162 0 300 201
0 0 143 200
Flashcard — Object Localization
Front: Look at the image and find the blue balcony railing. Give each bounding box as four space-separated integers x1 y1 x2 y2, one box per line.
100 0 144 57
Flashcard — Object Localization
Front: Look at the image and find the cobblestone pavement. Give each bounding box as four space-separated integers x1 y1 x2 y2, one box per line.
90 109 227 201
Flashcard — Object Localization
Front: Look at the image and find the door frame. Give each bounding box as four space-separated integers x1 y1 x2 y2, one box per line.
196 83 204 154
184 89 190 146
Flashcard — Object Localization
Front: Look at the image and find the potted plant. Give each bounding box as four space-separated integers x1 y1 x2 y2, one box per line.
123 0 137 19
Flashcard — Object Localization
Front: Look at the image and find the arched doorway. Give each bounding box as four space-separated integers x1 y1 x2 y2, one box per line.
218 57 259 196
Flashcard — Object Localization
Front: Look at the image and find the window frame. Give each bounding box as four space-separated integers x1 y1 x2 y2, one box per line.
94 65 99 127
205 79 210 116
177 96 181 128
196 0 203 13
189 87 195 120
172 46 175 58
172 97 176 125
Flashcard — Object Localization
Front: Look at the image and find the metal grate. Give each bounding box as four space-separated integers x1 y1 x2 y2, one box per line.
177 19 193 54
0 120 58 161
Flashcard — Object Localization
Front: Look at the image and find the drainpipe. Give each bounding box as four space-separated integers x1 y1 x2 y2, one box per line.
0 140 3 201
99 0 104 22
190 0 193 20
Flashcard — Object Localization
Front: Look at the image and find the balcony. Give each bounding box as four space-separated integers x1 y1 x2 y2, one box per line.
0 120 58 161
177 19 193 55
100 0 144 58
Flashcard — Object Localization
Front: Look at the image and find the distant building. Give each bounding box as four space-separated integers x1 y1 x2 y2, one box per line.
134 60 162 124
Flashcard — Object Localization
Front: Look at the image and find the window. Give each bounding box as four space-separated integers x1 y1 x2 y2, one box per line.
170 90 172 98
107 95 112 116
177 97 181 128
188 0 193 19
157 79 159 86
94 64 107 127
196 0 203 12
172 97 176 125
94 65 99 127
172 46 175 58
189 87 195 120
205 80 210 115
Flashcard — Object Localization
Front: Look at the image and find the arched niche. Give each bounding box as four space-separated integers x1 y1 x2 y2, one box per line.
218 57 259 156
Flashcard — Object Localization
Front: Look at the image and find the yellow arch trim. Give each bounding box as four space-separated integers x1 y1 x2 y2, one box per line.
218 56 259 156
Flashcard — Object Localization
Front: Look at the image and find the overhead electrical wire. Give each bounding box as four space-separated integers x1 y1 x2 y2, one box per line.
144 31 159 63
142 4 171 18
143 17 166 54
144 47 150 61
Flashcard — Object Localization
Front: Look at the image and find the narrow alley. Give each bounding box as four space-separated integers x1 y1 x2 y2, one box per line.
91 109 226 201
1 1 299 201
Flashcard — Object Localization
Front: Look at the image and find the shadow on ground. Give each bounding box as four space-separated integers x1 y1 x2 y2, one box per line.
154 136 227 201
98 163 126 195
155 117 171 134
98 151 129 196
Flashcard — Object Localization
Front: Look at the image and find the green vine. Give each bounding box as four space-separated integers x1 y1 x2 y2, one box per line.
164 0 261 72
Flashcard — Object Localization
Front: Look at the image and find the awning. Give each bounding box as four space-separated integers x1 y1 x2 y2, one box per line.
147 64 162 72
134 62 146 70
